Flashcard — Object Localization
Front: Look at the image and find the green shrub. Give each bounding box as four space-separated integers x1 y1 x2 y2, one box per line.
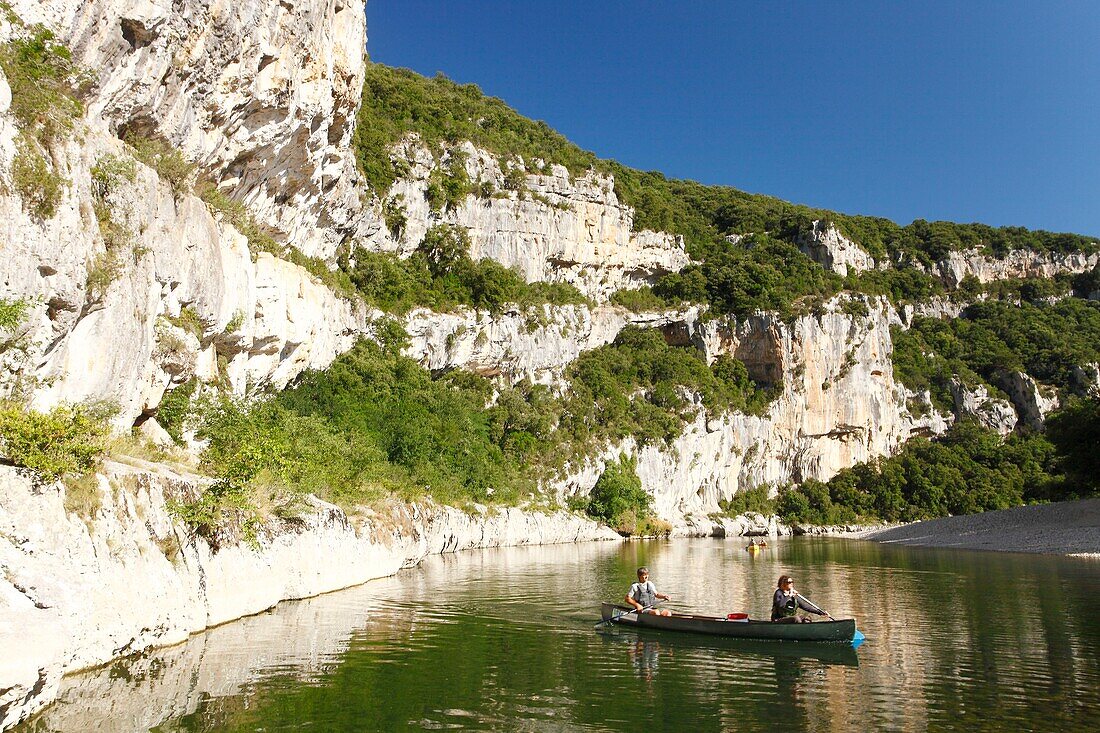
719 483 775 516
583 454 652 533
167 479 263 549
158 378 198 443
127 134 194 195
775 479 858 526
85 247 124 302
382 195 407 238
0 401 112 480
167 306 205 340
343 224 590 315
0 298 28 334
502 166 526 193
11 138 65 219
0 28 83 149
90 153 137 198
777 419 1068 525
610 286 672 312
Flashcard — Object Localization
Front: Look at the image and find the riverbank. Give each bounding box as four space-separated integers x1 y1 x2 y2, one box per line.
0 463 619 731
861 498 1100 555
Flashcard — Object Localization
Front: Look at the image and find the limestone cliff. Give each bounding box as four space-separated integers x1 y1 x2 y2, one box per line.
373 139 690 301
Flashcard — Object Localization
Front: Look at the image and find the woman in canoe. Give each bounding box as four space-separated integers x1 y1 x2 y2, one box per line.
771 574 828 623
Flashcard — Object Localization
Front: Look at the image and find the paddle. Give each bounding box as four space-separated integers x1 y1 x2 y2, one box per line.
796 593 866 644
595 601 663 628
794 593 836 621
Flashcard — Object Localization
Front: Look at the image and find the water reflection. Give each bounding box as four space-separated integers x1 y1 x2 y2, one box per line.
18 538 1100 733
626 637 662 682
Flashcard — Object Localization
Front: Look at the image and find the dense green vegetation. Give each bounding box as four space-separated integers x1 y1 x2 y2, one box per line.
0 402 111 480
342 224 588 314
0 299 27 334
891 298 1100 412
355 66 601 196
0 27 83 148
179 322 771 533
1046 397 1100 495
783 423 1052 523
578 454 668 536
354 63 1097 318
772 416 1090 525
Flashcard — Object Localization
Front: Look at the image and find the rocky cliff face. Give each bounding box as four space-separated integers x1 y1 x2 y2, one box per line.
23 0 367 260
933 248 1099 289
0 95 367 427
374 139 690 301
796 220 877 277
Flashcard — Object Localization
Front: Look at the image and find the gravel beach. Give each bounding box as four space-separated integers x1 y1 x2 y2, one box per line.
862 498 1100 556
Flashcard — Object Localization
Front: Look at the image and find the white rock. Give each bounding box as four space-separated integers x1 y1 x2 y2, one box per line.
796 220 875 277
949 379 1018 435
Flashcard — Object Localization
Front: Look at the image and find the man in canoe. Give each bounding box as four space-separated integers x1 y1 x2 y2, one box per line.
626 567 672 616
771 574 828 623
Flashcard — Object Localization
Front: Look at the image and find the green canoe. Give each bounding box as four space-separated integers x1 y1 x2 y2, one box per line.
600 603 859 643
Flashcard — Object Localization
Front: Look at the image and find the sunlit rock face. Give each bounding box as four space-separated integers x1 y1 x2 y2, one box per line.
14 0 367 260
374 140 691 301
795 220 876 277
992 370 1060 432
949 379 1018 435
933 248 1099 289
0 112 367 430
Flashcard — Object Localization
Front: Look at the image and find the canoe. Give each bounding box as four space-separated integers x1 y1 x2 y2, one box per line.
602 627 861 667
600 603 859 643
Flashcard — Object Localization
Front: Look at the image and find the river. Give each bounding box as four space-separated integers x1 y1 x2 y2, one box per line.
17 537 1100 732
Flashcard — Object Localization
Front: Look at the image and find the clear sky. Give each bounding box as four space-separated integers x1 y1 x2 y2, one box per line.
366 1 1100 236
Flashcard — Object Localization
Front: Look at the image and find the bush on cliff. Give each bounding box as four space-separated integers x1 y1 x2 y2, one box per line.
582 454 667 535
0 401 112 481
342 224 589 315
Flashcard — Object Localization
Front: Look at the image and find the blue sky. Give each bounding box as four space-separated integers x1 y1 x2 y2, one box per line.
367 2 1100 236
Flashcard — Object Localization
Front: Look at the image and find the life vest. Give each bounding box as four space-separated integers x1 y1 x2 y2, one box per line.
773 590 799 618
631 581 657 608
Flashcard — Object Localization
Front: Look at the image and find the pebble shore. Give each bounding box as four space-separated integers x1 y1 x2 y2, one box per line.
861 498 1100 555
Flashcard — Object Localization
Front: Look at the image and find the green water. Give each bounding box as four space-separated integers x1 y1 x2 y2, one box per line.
22 538 1100 732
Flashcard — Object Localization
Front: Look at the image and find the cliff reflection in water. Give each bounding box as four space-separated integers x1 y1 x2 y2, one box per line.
21 538 1100 733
